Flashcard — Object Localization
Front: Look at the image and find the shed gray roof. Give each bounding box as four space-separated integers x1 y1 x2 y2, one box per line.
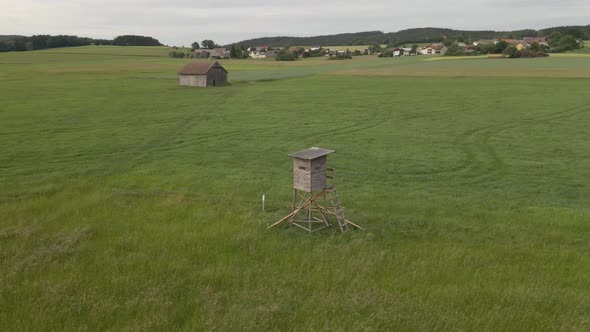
178 61 226 75
289 147 335 160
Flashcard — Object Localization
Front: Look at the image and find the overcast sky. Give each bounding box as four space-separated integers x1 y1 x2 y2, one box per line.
1 0 589 45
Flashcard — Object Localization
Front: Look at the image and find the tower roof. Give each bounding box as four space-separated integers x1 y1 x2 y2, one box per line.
289 147 335 160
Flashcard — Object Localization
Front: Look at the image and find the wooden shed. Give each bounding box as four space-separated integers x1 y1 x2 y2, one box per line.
178 61 228 88
289 147 335 193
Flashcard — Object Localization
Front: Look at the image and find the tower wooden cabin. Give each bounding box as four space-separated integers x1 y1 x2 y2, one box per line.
289 147 335 192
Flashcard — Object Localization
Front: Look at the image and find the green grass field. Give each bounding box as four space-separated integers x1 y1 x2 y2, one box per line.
1 46 590 330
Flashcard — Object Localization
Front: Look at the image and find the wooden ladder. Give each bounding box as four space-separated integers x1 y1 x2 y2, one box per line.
328 187 349 232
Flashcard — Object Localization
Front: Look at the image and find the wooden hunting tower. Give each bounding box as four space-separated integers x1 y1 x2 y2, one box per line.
268 147 363 233
290 147 334 192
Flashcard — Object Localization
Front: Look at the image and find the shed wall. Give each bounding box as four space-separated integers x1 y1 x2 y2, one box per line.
179 74 207 87
206 68 228 86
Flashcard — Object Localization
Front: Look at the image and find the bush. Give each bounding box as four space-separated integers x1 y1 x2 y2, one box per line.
502 46 548 58
378 50 393 57
478 43 496 54
275 52 297 61
445 44 465 56
328 53 352 60
518 49 549 58
168 51 186 58
502 46 519 58
495 41 509 54
548 34 583 53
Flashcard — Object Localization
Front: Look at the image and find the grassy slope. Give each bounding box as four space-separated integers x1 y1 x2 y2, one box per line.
570 41 590 54
1 47 590 330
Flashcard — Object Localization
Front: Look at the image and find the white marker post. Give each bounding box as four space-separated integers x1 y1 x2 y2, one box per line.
262 194 266 212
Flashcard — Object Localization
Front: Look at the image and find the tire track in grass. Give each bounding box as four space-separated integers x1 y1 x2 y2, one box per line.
453 104 590 184
346 101 480 180
302 120 386 142
2 89 256 214
76 88 243 178
343 103 590 185
294 99 451 143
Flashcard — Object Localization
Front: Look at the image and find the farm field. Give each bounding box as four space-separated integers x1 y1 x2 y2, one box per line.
1 46 590 330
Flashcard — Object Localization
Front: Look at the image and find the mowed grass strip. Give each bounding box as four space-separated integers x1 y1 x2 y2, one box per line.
0 47 589 330
327 56 590 78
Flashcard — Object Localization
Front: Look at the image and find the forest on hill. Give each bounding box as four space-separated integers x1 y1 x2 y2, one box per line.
0 35 24 41
229 25 590 47
0 34 161 52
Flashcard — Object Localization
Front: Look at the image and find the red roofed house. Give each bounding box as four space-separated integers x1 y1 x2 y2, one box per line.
524 37 548 46
178 61 228 88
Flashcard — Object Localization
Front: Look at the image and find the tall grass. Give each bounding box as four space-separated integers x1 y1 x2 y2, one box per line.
1 47 589 330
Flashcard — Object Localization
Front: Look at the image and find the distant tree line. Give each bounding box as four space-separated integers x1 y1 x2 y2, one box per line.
112 35 162 46
230 25 590 48
0 35 110 52
0 34 162 52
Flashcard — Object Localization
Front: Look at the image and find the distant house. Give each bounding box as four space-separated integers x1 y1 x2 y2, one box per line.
473 40 495 46
249 49 267 59
193 48 229 59
515 42 527 51
209 48 230 59
524 37 549 47
501 39 532 50
420 44 448 55
194 49 211 58
248 47 267 59
392 47 413 56
178 61 228 88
